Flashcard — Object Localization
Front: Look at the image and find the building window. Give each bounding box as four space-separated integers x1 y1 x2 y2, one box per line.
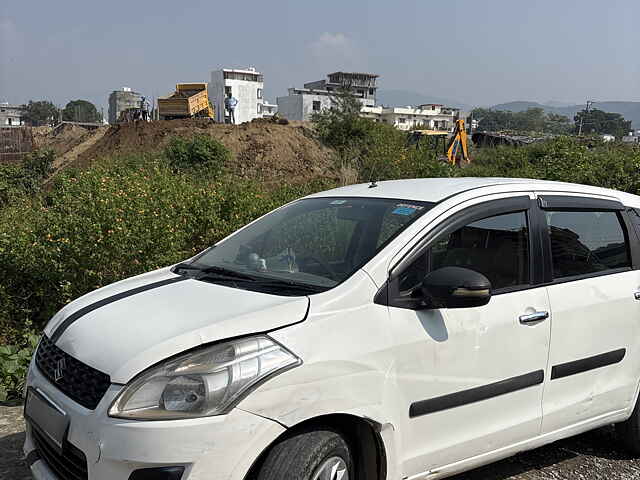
369 88 374 95
312 101 321 111
257 103 263 114
398 118 406 124
257 88 263 99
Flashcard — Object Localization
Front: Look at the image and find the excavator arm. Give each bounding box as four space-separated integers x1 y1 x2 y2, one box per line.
446 119 470 165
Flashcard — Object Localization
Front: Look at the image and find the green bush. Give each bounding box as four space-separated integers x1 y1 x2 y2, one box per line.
164 135 231 176
0 330 39 401
463 137 640 194
0 149 55 205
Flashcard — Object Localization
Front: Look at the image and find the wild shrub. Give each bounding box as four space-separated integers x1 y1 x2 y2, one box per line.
164 135 231 176
0 329 39 401
0 149 55 205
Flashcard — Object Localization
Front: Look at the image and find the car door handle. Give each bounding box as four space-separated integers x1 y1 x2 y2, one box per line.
519 311 549 324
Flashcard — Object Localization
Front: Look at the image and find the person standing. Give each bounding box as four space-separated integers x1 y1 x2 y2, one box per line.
224 92 239 124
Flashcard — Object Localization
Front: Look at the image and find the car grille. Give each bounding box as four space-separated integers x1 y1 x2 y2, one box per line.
31 423 88 480
36 335 111 410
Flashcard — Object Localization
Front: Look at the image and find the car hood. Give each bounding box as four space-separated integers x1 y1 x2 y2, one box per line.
44 268 309 384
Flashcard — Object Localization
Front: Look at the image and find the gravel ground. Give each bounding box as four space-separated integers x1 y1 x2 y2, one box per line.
3 403 640 479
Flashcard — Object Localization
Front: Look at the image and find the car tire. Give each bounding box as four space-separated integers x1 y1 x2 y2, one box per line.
256 428 353 480
616 395 640 455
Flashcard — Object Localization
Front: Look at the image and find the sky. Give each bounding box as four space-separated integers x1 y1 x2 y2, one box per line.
1 0 639 113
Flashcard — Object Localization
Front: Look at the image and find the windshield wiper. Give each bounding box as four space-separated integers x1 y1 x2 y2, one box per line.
247 278 328 293
174 263 327 293
198 265 258 281
173 263 257 281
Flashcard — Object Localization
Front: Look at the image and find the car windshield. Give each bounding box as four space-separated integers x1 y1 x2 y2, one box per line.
187 197 432 293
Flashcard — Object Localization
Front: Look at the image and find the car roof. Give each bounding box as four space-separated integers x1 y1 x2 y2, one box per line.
305 177 640 206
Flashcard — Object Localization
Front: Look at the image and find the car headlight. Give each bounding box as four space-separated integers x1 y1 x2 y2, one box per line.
109 335 300 420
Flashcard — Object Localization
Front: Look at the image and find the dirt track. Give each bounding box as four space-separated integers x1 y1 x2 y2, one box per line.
3 404 640 480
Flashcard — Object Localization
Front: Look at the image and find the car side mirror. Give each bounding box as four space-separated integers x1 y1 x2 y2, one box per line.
421 266 491 309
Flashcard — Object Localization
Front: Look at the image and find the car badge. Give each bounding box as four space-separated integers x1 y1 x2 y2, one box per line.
54 358 67 382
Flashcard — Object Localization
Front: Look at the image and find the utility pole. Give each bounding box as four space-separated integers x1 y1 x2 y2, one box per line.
578 100 595 136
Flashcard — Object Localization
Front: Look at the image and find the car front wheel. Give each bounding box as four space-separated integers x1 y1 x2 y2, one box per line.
256 428 353 480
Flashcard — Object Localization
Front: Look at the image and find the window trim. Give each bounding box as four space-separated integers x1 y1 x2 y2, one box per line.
377 195 536 309
538 195 624 211
539 203 635 285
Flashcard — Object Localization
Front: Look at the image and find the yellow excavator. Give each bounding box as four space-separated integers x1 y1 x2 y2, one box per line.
446 118 470 165
409 118 470 166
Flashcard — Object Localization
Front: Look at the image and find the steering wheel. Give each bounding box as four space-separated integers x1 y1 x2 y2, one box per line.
299 256 339 281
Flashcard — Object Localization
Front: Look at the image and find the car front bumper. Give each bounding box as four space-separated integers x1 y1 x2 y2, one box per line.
23 361 286 480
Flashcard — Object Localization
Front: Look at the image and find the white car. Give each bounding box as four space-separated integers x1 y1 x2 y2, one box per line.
23 177 640 480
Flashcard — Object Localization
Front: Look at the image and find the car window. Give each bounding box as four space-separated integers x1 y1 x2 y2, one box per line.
398 211 530 292
545 210 630 279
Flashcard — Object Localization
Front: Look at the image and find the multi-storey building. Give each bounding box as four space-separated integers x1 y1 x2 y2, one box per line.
277 72 378 122
209 67 265 124
108 87 142 124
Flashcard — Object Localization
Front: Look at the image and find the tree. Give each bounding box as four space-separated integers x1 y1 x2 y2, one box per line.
574 108 632 138
471 107 572 134
22 100 59 126
62 100 102 123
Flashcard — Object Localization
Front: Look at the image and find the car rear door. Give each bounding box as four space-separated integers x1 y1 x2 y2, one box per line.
381 193 551 475
537 194 640 434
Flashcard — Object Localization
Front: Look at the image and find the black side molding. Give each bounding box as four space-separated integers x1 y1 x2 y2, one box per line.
409 370 544 418
551 349 626 380
50 276 189 343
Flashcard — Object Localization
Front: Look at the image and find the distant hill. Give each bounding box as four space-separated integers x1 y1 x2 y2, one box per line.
491 101 640 128
377 89 473 111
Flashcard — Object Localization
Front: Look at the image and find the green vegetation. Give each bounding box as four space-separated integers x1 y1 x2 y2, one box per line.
313 88 454 182
165 134 232 176
0 149 54 205
62 99 102 123
471 107 573 134
574 108 632 138
22 100 59 127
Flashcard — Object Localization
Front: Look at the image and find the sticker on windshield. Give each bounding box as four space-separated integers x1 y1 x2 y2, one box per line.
330 200 348 205
392 203 424 216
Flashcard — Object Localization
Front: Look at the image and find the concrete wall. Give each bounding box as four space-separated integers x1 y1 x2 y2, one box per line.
209 70 264 124
276 95 303 121
276 93 333 122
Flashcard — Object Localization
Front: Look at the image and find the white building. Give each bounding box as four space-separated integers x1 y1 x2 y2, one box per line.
0 103 26 126
277 88 334 122
209 67 265 124
277 72 379 122
361 104 460 131
262 101 277 118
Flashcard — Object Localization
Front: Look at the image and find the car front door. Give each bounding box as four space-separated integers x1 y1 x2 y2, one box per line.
382 194 551 476
537 195 640 434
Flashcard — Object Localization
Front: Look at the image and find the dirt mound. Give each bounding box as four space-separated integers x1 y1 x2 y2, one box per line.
34 124 87 155
75 119 336 184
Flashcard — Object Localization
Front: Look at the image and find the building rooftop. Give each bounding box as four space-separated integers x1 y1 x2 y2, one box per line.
328 71 379 78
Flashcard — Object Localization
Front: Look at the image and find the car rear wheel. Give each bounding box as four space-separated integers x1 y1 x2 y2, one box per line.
616 396 640 455
256 428 352 480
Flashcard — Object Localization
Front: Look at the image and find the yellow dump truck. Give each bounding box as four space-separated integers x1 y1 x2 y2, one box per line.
157 83 214 120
